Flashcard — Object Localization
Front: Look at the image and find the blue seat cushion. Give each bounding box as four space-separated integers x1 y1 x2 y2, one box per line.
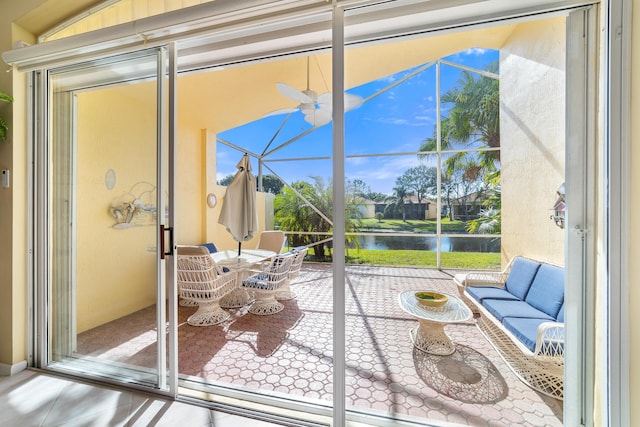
483 299 554 322
503 317 564 355
467 286 521 303
504 258 541 300
197 243 230 272
525 263 565 318
242 273 272 290
266 254 289 273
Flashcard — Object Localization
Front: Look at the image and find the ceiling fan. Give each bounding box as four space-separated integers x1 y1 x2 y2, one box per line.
266 57 363 127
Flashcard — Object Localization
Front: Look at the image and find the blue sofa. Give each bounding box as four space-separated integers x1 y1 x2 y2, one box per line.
454 256 565 400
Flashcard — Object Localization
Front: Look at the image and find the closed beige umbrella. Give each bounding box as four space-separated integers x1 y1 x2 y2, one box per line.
218 153 258 256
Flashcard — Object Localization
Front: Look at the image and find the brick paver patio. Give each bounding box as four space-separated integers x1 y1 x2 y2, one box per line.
77 263 563 426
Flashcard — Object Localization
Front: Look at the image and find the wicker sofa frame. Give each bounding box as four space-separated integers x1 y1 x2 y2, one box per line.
454 256 565 400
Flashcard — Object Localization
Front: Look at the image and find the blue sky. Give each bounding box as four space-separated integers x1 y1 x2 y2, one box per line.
217 48 499 195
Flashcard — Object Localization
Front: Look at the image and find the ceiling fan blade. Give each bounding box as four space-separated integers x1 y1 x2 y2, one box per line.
316 92 332 110
345 92 364 111
304 108 332 127
263 107 299 118
276 82 313 104
315 92 363 112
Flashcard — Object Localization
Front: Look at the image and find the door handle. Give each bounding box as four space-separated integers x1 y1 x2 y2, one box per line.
160 225 174 259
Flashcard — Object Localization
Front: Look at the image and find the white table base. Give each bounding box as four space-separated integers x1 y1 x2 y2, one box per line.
410 319 456 356
398 291 471 356
220 287 254 308
213 250 275 309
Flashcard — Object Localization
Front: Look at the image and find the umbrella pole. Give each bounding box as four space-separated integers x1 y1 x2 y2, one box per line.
238 241 242 257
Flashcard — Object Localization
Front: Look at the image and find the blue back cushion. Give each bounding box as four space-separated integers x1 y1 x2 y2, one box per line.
556 303 565 322
198 243 230 272
504 258 541 300
525 263 565 319
199 243 218 253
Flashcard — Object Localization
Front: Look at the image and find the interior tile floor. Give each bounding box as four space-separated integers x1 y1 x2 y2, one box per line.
0 369 285 427
15 263 563 426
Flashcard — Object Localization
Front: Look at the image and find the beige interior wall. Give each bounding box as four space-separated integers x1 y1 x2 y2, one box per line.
0 23 15 370
499 17 566 267
629 0 639 422
7 24 34 366
0 0 52 373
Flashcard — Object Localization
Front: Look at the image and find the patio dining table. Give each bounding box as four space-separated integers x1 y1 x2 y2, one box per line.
213 249 276 308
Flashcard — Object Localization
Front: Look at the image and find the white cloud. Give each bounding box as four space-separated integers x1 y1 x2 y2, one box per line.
414 115 434 123
216 172 231 182
347 155 438 194
465 47 487 56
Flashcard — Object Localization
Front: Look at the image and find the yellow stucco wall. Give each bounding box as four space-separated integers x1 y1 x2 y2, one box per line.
173 116 268 250
75 84 158 332
74 78 272 331
499 17 565 267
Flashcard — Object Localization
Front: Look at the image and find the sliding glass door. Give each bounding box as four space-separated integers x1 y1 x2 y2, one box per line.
44 48 171 388
20 1 597 425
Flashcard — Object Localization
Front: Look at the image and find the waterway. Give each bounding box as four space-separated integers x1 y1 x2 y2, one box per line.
356 234 500 253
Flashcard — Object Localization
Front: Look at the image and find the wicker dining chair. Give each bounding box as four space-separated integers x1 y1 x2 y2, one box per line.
176 246 237 326
241 252 295 315
256 230 286 254
178 242 222 308
276 246 308 301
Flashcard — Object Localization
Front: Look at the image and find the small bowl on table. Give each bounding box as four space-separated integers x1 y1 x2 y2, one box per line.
414 291 448 308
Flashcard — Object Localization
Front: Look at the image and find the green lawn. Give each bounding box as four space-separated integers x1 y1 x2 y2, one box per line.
300 247 501 270
287 218 500 269
345 248 500 269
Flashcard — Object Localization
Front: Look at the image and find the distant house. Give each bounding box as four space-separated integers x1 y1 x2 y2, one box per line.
358 200 377 218
359 196 438 220
446 190 497 220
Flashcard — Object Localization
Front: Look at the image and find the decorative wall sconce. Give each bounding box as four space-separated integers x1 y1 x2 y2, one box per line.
550 182 565 229
207 193 217 208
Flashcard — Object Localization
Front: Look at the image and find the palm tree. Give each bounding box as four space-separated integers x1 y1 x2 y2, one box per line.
467 181 501 235
275 181 314 248
274 177 363 261
420 60 500 179
385 184 410 221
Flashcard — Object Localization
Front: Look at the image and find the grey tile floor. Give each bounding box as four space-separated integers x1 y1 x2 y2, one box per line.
0 369 287 427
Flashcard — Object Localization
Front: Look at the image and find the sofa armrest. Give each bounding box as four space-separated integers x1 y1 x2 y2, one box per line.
454 271 506 288
534 321 565 357
454 256 523 289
